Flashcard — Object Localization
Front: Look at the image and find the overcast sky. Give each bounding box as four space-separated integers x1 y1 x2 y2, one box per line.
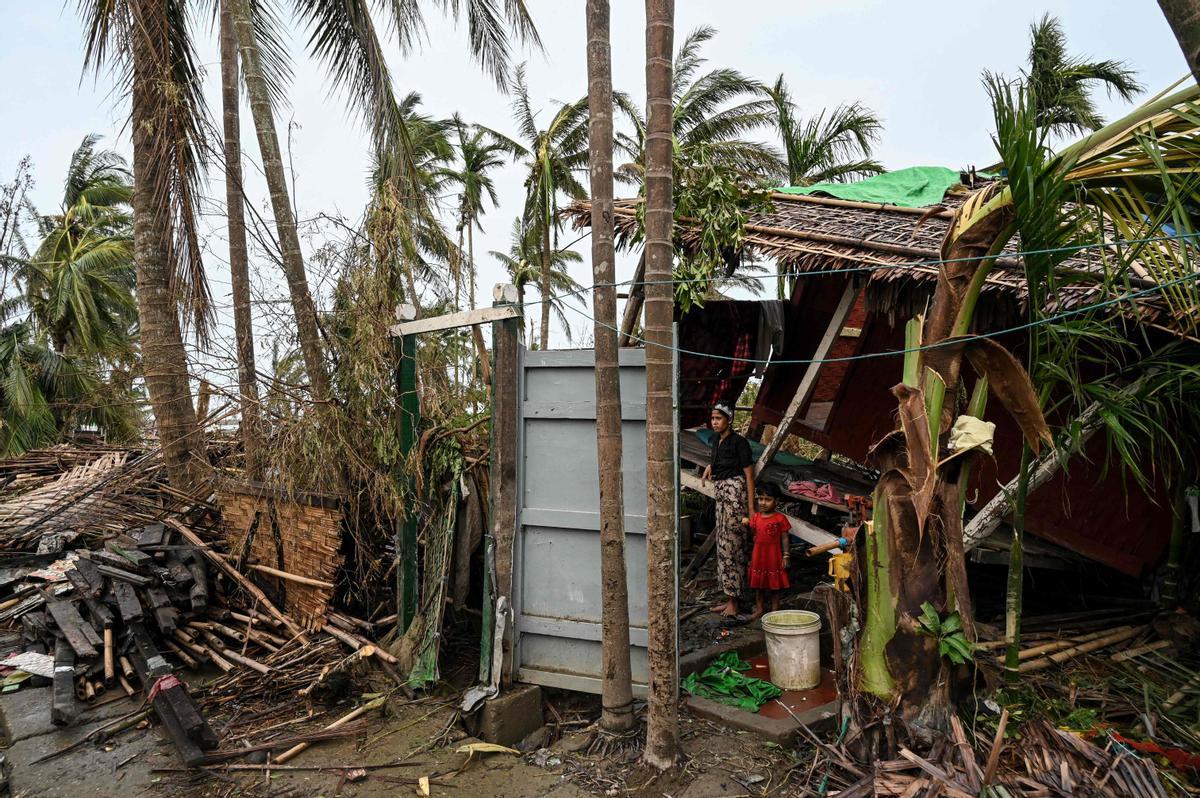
0 0 1190 371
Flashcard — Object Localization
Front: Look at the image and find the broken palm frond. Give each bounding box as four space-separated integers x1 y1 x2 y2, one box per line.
805 714 1173 797
0 445 214 553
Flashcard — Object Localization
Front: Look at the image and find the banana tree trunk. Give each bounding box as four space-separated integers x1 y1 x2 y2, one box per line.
227 0 332 408
643 0 679 770
853 193 1020 742
220 0 263 478
587 0 635 734
130 0 204 492
1157 0 1200 83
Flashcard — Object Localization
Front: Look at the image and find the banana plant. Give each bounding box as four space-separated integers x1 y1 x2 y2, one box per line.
853 78 1200 746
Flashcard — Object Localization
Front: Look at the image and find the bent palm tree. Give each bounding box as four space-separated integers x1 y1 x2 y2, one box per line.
766 76 884 186
1024 14 1143 136
228 0 540 407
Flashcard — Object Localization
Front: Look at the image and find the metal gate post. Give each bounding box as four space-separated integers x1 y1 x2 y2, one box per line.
395 318 419 634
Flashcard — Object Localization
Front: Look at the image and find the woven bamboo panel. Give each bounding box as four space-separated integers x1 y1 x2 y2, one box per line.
219 484 343 630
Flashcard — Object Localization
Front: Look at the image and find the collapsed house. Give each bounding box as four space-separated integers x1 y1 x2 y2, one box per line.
570 165 1197 580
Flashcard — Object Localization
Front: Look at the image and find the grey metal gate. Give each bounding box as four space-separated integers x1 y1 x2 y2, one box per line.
512 348 663 695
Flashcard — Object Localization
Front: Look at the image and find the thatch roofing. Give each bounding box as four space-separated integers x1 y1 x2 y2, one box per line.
563 188 1197 339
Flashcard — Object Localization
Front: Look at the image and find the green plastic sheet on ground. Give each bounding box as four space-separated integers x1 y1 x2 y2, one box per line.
776 165 962 209
682 651 782 712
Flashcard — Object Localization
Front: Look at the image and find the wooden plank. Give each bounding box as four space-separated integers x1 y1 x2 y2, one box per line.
44 599 98 658
390 304 520 337
51 636 77 727
95 564 151 586
490 296 520 686
92 549 150 574
680 471 840 549
755 282 859 475
71 558 104 595
110 580 143 622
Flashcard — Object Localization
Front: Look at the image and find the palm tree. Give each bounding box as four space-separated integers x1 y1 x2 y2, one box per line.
643 0 679 771
226 0 540 409
365 93 458 316
79 0 210 491
442 117 507 311
25 136 137 358
219 0 264 476
0 319 140 457
853 80 1200 743
489 219 585 344
616 25 782 186
585 0 635 734
766 76 884 187
485 67 590 349
1156 0 1200 83
1024 14 1143 137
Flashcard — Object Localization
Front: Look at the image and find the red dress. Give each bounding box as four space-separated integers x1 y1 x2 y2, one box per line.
748 512 790 590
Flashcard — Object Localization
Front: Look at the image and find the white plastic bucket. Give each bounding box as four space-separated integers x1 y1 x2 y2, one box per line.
761 610 822 690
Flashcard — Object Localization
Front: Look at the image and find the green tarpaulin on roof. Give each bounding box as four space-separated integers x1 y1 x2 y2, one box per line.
776 165 961 209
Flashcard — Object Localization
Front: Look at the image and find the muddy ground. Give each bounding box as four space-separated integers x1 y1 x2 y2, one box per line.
0 682 806 798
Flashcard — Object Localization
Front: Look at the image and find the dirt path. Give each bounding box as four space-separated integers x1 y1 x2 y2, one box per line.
1 686 803 797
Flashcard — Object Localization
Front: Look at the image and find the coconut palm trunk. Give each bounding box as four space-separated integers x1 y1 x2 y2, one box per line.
539 213 553 349
643 0 679 770
467 223 477 310
1157 0 1200 82
129 0 204 491
220 0 263 477
227 0 332 407
586 0 635 734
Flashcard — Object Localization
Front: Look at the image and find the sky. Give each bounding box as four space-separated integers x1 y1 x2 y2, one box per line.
0 0 1190 379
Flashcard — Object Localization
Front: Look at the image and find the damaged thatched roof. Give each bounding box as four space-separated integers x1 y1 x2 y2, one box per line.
563 188 1197 339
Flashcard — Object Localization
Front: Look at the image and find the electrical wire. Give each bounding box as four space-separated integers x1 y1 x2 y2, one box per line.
501 230 1200 366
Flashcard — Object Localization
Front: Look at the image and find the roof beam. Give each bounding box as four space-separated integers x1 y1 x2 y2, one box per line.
755 281 860 476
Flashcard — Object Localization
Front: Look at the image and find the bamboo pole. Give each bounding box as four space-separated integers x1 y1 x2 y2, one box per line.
1019 626 1145 672
1013 626 1135 661
274 696 386 764
164 640 199 669
218 648 272 675
247 563 335 589
103 628 115 685
1111 639 1172 662
323 623 399 665
166 519 309 643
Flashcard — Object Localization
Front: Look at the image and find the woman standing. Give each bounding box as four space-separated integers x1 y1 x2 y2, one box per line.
702 403 756 617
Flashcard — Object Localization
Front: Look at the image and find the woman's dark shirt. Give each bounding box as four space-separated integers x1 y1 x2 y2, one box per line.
711 431 752 480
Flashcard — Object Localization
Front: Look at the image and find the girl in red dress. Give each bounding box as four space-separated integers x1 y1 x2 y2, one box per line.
746 482 790 618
